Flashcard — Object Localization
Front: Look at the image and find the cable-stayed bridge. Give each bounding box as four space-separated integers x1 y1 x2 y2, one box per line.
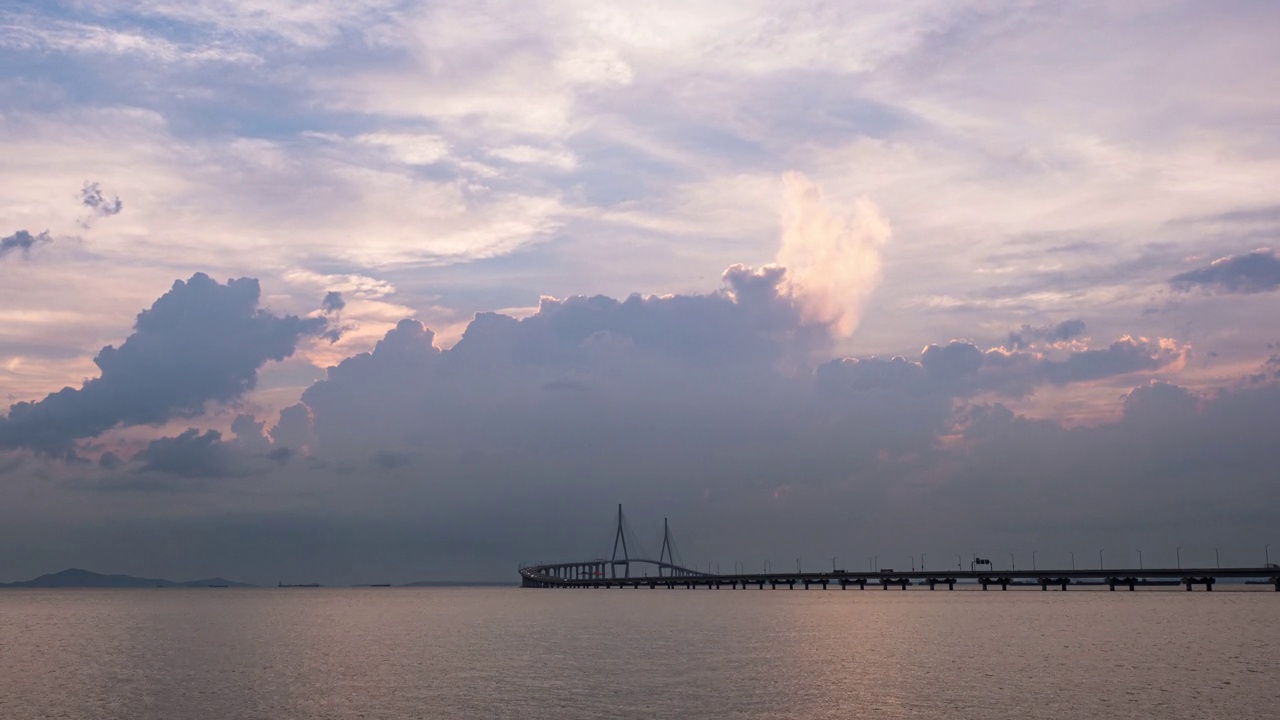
520 505 710 584
519 506 1280 592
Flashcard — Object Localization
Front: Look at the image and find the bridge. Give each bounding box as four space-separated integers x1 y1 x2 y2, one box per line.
520 506 1280 592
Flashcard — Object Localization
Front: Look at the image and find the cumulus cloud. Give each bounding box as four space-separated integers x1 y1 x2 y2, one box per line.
270 403 314 454
775 172 891 338
1171 249 1280 294
1 264 1273 582
321 291 346 314
979 338 1186 396
820 336 1183 401
948 379 1280 534
134 428 230 478
0 273 328 456
0 230 52 259
286 268 1189 490
231 413 272 454
297 267 828 459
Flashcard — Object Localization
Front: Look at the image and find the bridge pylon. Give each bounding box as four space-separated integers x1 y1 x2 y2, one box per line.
659 517 673 577
610 503 630 578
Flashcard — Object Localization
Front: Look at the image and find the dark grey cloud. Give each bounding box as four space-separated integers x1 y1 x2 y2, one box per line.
231 413 272 454
0 264 1260 584
1005 319 1086 349
0 273 328 456
0 230 51 259
79 180 123 220
944 378 1280 538
821 337 1179 400
287 269 1184 520
134 428 230 478
270 403 313 452
980 338 1180 396
97 451 122 470
1171 249 1280 294
321 291 345 314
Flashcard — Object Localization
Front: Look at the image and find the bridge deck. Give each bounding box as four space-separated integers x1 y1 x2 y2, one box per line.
520 564 1280 590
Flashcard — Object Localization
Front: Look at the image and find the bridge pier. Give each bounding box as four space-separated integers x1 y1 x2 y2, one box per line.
1182 576 1216 591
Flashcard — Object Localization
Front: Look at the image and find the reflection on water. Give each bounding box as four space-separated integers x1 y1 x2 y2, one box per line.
1 587 1277 719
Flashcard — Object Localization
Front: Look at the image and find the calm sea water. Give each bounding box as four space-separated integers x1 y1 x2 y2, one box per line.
1 586 1277 719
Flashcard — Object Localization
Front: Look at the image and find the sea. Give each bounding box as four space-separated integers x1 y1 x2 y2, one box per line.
1 586 1277 719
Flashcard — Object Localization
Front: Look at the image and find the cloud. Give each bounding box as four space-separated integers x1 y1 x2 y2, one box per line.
775 172 890 338
0 264 1273 583
321 291 346 314
948 378 1280 534
291 267 1186 485
1170 249 1280 294
1005 319 1087 350
0 273 328 456
979 338 1185 396
231 413 272 454
79 180 123 219
134 428 231 478
818 335 1183 401
0 230 51 259
270 403 314 453
297 266 827 457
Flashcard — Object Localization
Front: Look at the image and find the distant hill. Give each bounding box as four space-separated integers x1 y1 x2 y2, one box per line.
0 568 255 588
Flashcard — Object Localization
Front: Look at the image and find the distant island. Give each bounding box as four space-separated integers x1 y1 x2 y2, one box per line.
0 568 255 588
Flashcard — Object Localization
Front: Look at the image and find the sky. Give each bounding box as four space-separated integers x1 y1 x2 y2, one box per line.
1 1 1279 584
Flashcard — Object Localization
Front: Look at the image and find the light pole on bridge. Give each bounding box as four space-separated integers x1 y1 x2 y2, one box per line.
955 554 962 571
1137 550 1143 570
1069 551 1075 570
1214 548 1220 569
831 557 838 572
921 553 926 571
1032 550 1037 571
1099 549 1104 571
1009 553 1015 571
910 555 915 572
1176 546 1181 569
